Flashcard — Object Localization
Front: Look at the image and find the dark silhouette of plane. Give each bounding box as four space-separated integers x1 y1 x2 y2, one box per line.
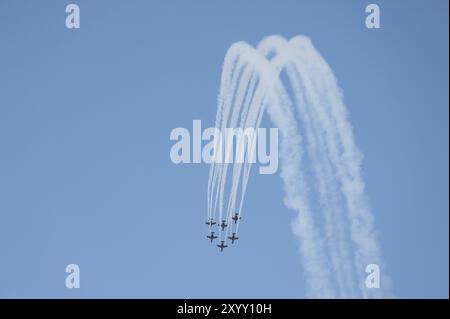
205 218 216 226
220 220 227 231
206 232 218 243
217 241 228 252
232 213 241 224
228 233 239 244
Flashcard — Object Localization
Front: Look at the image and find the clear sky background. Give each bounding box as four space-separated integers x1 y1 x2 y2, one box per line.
0 0 448 298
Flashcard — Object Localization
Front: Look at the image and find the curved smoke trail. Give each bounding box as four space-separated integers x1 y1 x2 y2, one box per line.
206 35 391 298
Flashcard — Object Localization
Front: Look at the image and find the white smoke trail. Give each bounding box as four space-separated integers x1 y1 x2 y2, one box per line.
209 46 260 228
208 44 248 222
257 35 357 297
207 35 390 298
289 36 391 297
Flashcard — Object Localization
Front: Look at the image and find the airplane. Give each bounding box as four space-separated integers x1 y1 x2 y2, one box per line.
217 241 228 252
206 232 218 243
228 232 239 244
220 220 227 231
232 213 241 224
205 218 216 226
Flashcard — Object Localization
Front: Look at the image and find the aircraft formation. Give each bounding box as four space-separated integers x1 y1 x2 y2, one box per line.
205 212 241 252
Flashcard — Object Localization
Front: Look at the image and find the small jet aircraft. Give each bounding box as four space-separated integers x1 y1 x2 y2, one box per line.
217 241 228 252
232 213 241 224
206 232 218 243
205 218 216 226
220 220 228 231
228 233 239 244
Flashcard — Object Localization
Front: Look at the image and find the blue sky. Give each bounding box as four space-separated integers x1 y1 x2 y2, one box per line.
0 0 448 298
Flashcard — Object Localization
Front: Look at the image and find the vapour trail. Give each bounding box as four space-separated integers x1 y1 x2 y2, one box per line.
254 35 356 297
289 36 390 297
209 51 260 227
207 35 389 298
208 46 248 222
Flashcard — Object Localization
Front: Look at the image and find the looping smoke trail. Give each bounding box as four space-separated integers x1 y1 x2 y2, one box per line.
207 35 391 298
